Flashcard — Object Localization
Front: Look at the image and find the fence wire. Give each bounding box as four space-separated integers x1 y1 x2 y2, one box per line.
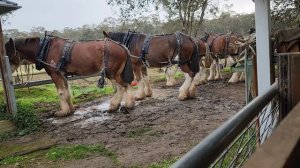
210 97 279 168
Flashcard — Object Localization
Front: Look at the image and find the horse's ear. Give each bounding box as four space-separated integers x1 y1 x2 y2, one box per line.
103 31 108 37
9 38 14 45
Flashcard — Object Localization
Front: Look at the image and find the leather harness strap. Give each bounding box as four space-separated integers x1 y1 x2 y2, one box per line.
36 35 52 70
56 39 76 71
122 31 134 48
140 35 153 67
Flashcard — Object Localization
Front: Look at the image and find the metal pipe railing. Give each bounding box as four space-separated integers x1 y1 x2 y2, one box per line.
172 82 278 168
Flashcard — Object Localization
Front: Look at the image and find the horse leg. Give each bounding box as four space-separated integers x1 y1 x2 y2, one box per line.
193 64 207 85
239 72 245 82
228 71 241 83
165 65 177 86
51 73 74 117
141 66 152 97
109 80 125 112
134 66 146 100
199 66 208 84
178 72 193 101
208 59 216 81
215 59 223 80
123 86 135 109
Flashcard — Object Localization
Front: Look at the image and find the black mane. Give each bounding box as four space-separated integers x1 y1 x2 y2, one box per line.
108 32 146 51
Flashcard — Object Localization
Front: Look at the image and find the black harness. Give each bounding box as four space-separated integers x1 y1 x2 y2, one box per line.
122 31 135 48
36 35 52 70
140 35 153 67
57 39 76 71
35 35 75 72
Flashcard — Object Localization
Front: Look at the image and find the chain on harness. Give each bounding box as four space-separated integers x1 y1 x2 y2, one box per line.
98 38 109 88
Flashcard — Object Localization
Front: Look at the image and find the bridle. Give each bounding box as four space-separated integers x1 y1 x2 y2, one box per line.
8 41 23 67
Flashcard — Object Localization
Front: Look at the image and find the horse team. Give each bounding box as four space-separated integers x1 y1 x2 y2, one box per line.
4 30 246 117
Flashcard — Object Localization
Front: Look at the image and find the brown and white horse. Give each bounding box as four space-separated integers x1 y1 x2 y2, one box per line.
201 32 245 82
5 37 135 117
103 31 200 100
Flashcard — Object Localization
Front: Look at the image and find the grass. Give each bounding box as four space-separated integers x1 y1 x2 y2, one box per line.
0 144 118 166
154 71 184 82
125 127 152 138
149 157 178 168
0 83 115 138
46 144 118 163
0 150 47 166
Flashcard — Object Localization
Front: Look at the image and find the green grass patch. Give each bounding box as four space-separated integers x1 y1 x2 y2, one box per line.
0 150 46 166
221 66 232 73
149 157 178 168
125 127 152 138
0 144 118 166
46 144 118 163
154 71 183 83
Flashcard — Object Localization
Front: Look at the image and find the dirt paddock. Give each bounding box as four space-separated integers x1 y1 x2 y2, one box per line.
2 72 245 168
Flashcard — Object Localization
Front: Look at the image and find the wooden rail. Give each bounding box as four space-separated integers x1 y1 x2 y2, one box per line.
13 74 100 89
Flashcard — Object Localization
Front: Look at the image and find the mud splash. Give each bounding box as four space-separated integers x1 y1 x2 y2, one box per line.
48 101 113 128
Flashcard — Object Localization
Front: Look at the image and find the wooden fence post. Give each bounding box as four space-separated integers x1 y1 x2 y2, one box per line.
0 19 17 115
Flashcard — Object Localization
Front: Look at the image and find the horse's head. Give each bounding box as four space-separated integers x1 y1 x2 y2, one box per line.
227 34 245 56
197 39 209 57
5 38 23 72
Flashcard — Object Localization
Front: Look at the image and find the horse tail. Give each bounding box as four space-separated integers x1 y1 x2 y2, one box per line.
189 39 200 74
121 50 134 85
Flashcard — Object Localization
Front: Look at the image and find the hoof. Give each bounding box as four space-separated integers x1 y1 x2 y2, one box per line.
144 89 153 97
188 86 197 98
166 82 176 87
54 111 72 117
134 94 146 101
178 93 188 101
207 77 214 81
125 98 135 110
145 92 152 97
108 103 120 112
194 80 207 86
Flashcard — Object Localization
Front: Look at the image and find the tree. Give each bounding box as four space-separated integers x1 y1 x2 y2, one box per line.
271 0 300 30
106 0 218 36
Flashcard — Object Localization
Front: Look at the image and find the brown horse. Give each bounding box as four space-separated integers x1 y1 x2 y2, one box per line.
202 32 245 81
275 27 300 53
5 36 135 117
103 31 200 100
166 38 210 86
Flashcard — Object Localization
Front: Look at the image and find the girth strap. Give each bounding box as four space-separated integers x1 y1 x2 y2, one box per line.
56 39 76 71
36 36 52 70
140 35 153 67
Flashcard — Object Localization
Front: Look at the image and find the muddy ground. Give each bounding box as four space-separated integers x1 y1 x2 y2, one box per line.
3 75 245 168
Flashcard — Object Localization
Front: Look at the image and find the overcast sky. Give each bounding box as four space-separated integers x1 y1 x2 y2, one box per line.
3 0 255 32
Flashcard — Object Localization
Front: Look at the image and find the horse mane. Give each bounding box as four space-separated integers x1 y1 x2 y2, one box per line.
14 37 39 48
108 32 147 51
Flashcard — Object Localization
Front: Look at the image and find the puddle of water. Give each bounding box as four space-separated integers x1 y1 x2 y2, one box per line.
51 101 113 126
74 115 111 128
51 115 84 125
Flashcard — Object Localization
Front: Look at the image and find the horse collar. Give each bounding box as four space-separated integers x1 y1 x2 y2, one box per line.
36 35 52 70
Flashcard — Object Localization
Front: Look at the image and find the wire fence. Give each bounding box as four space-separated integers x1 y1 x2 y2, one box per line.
210 96 279 168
